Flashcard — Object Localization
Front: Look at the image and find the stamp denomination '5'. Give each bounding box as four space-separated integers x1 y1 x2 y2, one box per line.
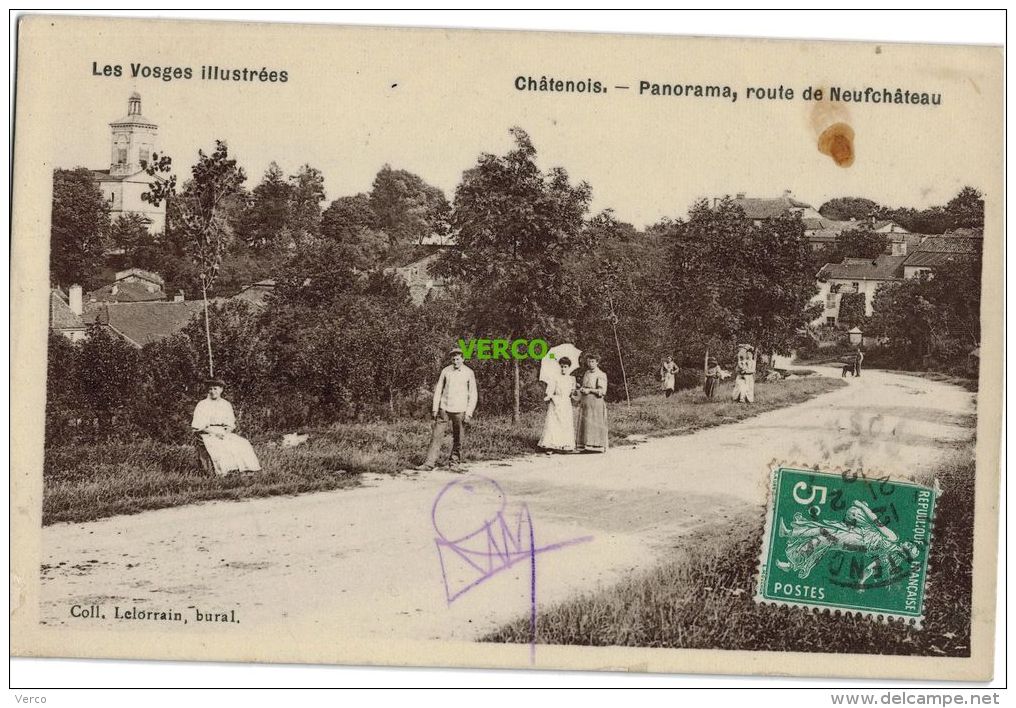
757 467 936 627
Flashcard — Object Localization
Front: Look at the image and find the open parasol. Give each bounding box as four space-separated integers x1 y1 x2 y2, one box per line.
539 342 582 384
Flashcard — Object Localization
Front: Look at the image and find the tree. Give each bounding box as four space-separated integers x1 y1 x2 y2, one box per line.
133 334 202 442
288 163 326 241
108 212 153 260
143 140 248 377
77 324 142 436
943 186 984 230
320 194 377 242
319 194 388 270
835 228 890 259
264 253 441 423
50 167 110 288
868 256 981 370
369 165 451 248
879 186 984 235
669 198 820 361
838 292 866 329
818 197 880 221
436 128 592 422
180 300 273 425
45 332 83 442
564 210 669 402
237 162 293 250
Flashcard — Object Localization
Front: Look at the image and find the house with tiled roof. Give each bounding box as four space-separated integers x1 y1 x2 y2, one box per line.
812 255 908 326
728 191 815 221
232 280 276 309
902 235 982 279
84 300 208 348
50 287 87 342
86 267 169 304
383 245 454 305
722 192 909 252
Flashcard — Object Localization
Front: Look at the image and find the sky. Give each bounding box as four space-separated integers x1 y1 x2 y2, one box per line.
22 12 1002 228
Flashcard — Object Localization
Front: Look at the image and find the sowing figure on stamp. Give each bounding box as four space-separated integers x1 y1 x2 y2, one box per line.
776 500 919 583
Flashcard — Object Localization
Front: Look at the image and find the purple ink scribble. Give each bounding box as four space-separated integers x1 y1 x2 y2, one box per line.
431 474 592 662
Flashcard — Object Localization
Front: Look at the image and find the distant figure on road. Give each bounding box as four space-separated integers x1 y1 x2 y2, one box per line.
538 356 576 453
418 347 477 470
191 378 261 476
576 353 609 452
854 348 864 378
703 357 721 399
732 345 756 404
659 355 679 398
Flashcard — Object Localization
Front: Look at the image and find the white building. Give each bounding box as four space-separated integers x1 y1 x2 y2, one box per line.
812 255 907 326
91 93 166 233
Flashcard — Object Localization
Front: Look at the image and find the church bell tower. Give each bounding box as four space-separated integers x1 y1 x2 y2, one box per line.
109 92 158 177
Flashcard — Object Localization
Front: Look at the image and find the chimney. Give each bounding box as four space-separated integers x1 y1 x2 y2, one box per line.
69 284 83 316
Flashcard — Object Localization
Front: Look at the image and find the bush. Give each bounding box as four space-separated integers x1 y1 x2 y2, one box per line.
837 292 866 329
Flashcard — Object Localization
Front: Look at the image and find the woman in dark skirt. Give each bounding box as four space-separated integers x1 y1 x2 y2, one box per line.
576 353 609 452
703 357 721 399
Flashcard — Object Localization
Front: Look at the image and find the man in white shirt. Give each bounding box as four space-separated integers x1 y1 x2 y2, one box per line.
418 347 477 470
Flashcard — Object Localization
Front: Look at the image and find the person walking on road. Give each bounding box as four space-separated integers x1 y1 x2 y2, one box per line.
418 347 477 470
660 355 679 398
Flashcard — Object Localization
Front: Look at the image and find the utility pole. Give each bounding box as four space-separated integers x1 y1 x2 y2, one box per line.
606 294 631 407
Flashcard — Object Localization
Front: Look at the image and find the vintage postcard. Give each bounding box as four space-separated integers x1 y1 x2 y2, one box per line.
10 15 1003 681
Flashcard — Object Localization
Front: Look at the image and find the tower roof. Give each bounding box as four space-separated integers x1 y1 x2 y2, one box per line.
111 92 157 128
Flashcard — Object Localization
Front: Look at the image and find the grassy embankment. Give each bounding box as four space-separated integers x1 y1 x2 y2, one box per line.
44 376 844 525
483 441 976 657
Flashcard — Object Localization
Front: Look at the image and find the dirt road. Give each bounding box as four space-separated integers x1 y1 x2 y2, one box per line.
37 367 975 648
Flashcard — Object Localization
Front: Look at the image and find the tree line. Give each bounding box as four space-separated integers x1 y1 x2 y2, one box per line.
817 189 985 234
46 128 983 444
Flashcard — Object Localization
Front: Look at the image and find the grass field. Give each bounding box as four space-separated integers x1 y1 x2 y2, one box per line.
895 370 980 393
43 376 844 525
482 444 975 657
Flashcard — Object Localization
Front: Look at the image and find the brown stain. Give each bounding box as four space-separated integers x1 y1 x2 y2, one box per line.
808 88 853 168
818 122 855 168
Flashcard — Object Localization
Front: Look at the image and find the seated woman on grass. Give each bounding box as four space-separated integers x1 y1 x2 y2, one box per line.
191 378 261 476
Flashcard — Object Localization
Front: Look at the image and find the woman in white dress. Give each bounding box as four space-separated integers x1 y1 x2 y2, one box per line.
538 357 576 452
191 379 262 475
731 345 757 404
659 355 679 398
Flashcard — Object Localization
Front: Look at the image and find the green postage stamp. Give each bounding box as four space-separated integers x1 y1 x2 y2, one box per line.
756 466 937 627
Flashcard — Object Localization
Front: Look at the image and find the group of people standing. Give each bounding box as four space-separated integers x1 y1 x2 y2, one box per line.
660 345 757 403
537 351 609 455
191 342 764 476
415 346 610 469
